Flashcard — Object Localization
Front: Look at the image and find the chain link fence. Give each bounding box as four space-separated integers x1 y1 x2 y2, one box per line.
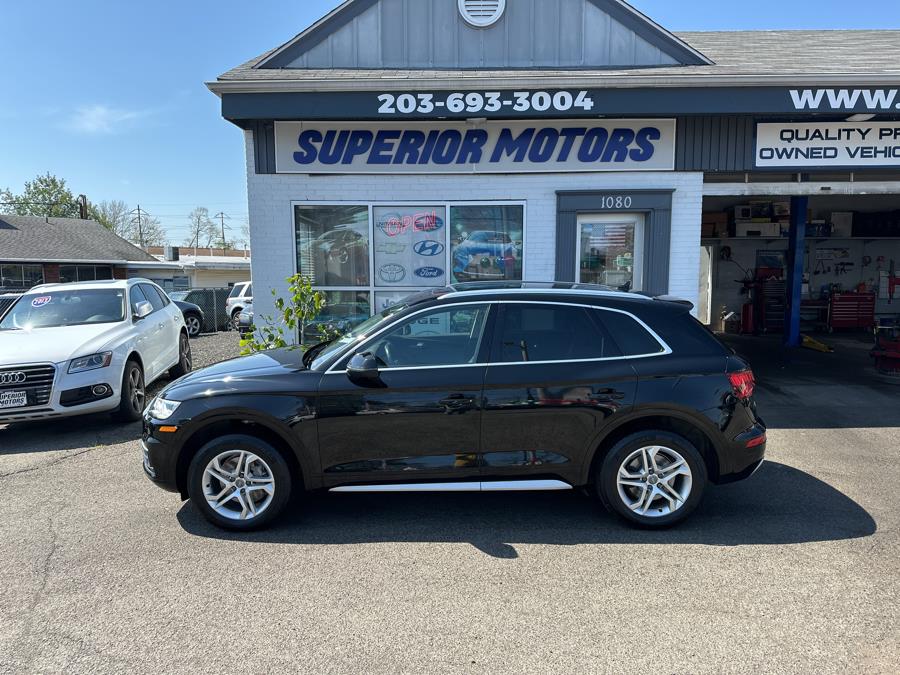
170 287 236 333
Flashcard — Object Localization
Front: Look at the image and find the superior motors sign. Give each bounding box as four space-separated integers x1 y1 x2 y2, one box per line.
756 122 900 168
274 120 675 174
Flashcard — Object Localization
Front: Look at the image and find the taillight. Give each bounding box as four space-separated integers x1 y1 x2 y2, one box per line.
729 370 755 400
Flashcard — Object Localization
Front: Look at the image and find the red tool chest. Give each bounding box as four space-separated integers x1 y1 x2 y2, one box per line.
828 292 876 331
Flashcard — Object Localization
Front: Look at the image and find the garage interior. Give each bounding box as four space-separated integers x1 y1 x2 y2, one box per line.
698 175 900 378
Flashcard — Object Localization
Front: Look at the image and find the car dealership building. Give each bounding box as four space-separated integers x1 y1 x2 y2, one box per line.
209 0 900 344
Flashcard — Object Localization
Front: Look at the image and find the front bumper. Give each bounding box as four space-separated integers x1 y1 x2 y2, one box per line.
0 364 120 423
141 416 182 493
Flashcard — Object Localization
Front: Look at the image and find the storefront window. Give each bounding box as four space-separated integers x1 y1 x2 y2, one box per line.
577 215 643 291
449 205 523 283
373 206 447 288
305 290 371 343
295 205 369 286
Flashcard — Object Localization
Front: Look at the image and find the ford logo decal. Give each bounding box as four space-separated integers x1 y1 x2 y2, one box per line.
413 240 445 257
378 264 407 283
414 267 444 279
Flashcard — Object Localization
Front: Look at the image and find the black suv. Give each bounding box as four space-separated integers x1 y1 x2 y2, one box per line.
143 282 765 531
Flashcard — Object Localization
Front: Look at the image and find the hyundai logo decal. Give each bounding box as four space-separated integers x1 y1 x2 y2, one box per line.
0 371 26 385
413 240 445 257
414 267 444 279
378 263 407 283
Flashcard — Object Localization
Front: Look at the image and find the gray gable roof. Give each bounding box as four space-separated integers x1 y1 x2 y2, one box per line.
256 0 710 70
0 215 157 263
214 29 900 88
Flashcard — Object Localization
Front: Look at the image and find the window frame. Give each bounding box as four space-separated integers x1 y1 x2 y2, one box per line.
292 200 528 319
324 299 670 374
575 213 645 291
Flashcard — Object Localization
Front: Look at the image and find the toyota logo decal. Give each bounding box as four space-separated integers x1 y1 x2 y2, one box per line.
0 371 26 385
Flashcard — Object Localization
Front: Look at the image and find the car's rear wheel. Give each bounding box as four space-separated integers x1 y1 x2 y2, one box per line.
184 313 202 337
231 310 242 331
187 435 292 531
111 360 144 422
598 431 707 528
168 331 192 379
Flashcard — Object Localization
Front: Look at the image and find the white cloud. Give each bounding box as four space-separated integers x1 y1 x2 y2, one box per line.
68 104 145 134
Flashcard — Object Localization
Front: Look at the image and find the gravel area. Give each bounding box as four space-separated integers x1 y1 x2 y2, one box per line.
146 330 241 399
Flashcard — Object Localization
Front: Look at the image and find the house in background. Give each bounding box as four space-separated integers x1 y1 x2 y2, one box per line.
0 215 251 295
0 214 159 291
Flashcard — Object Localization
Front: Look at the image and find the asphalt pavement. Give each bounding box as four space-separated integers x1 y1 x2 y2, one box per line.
0 332 897 673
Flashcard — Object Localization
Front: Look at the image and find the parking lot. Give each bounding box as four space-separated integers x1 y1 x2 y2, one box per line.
0 332 897 673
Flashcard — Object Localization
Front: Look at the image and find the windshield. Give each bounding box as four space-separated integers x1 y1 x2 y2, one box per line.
0 289 126 330
308 304 408 370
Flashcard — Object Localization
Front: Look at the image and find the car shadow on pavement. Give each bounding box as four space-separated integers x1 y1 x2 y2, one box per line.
176 461 876 558
0 415 140 455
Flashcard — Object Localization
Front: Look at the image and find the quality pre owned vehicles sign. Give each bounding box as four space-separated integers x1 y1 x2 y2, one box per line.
274 120 676 174
756 122 900 168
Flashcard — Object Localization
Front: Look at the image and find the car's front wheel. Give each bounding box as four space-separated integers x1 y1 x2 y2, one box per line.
168 331 192 379
598 431 707 528
187 435 292 531
111 359 145 422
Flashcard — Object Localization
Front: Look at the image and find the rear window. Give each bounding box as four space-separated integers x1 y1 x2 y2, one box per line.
595 310 666 357
496 304 621 362
652 314 729 356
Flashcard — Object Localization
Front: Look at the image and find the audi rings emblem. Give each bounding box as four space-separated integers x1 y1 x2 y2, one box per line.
0 371 26 385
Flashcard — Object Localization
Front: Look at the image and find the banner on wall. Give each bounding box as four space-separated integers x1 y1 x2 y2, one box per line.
756 122 900 168
274 120 676 174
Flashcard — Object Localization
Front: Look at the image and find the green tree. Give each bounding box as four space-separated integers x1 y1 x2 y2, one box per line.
0 172 80 217
240 274 328 355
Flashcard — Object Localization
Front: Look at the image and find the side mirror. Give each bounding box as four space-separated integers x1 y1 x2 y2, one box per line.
134 301 153 320
347 352 381 384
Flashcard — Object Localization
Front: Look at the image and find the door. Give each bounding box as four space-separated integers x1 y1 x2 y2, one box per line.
141 284 180 370
576 213 644 291
129 285 164 380
480 303 638 485
316 303 493 486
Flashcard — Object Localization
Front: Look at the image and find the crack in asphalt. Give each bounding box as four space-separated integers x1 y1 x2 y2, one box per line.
0 446 98 480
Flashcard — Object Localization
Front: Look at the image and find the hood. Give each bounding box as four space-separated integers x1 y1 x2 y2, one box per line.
0 322 129 366
160 347 314 401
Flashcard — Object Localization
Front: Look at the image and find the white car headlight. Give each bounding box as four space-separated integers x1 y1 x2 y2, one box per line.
68 352 113 373
148 397 180 420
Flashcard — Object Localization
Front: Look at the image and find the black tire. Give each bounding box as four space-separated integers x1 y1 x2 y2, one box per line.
168 331 193 379
187 434 293 531
184 312 202 338
111 359 145 423
231 310 242 331
597 431 708 529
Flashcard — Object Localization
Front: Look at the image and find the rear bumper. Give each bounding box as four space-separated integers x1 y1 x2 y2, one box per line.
716 422 767 484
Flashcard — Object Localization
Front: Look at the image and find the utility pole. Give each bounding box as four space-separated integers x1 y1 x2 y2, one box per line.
129 205 147 249
213 212 230 255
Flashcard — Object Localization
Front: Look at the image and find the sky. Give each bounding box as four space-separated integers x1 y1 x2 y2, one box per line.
3 0 900 244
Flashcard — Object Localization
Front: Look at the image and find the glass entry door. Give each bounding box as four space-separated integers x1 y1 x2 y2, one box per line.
576 214 644 291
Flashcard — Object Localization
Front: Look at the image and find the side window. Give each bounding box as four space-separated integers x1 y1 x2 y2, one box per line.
357 304 490 368
595 310 666 357
130 285 149 314
141 284 166 312
495 304 620 363
245 284 252 298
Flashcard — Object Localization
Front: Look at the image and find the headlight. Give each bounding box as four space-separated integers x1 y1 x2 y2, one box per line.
68 352 113 373
148 397 180 420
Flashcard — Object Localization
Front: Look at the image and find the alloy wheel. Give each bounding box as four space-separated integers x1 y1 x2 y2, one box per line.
202 450 276 521
129 368 145 414
180 334 193 372
186 315 201 337
616 445 693 518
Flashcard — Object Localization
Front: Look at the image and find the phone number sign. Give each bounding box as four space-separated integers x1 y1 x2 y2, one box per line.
377 90 595 116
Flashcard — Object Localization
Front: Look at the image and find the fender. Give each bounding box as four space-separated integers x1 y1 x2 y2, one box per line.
174 401 321 492
576 403 728 485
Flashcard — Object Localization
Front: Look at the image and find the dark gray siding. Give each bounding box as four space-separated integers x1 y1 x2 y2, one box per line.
676 116 755 172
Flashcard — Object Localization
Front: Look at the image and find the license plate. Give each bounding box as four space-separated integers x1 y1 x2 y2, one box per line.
0 391 27 409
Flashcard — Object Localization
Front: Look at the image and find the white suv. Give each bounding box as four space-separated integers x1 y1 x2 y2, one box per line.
0 278 191 424
225 281 252 330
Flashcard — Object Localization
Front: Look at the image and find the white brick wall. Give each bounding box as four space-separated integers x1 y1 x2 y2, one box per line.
244 131 703 340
